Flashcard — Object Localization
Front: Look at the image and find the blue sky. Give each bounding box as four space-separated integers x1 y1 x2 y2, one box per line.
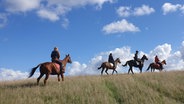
0 0 184 80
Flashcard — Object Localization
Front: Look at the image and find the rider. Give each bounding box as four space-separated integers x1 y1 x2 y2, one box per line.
134 50 141 66
155 55 163 69
108 53 115 68
51 47 63 72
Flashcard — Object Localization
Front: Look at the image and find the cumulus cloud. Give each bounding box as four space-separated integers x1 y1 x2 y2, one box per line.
68 42 184 76
162 2 184 15
117 5 155 17
0 68 29 81
102 19 140 34
149 43 171 60
37 9 60 22
116 6 131 17
134 5 155 16
4 0 41 13
2 0 115 25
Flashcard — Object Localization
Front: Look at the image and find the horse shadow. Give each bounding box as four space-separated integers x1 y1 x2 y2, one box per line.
2 82 44 89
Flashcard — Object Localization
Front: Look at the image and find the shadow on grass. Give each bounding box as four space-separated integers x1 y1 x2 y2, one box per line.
1 82 45 89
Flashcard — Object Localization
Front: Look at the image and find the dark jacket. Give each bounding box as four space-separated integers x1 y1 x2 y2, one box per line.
108 54 114 63
51 50 60 61
134 53 138 60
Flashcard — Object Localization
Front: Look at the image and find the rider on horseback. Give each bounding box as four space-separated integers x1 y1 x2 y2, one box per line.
108 53 115 68
155 55 163 69
134 50 142 66
51 47 64 72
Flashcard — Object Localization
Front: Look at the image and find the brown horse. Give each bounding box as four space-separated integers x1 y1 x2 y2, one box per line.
146 60 166 72
28 54 72 85
98 58 121 75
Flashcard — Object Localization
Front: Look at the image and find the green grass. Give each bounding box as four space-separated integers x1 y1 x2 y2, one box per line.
0 71 184 104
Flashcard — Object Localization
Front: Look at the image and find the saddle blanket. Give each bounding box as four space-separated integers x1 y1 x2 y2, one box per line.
109 63 114 67
53 63 60 69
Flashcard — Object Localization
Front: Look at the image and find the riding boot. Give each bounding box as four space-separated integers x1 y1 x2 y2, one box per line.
60 63 65 73
113 63 116 69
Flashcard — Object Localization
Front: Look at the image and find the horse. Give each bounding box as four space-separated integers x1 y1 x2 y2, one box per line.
122 55 148 74
98 58 121 75
28 54 72 85
146 60 166 72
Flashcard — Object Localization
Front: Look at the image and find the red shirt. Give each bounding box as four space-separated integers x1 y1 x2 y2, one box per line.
155 56 159 63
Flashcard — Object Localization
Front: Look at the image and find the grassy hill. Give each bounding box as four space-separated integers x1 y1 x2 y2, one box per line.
0 71 184 104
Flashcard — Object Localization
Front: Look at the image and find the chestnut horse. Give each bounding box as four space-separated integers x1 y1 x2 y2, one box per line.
28 54 72 85
146 60 166 72
122 55 148 74
98 58 121 75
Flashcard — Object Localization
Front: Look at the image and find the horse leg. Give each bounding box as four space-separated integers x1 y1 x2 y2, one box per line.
128 67 130 74
140 67 142 73
57 74 60 82
101 68 104 75
130 67 134 74
37 73 44 85
114 69 118 74
44 74 50 85
105 68 109 75
112 69 114 75
61 73 64 81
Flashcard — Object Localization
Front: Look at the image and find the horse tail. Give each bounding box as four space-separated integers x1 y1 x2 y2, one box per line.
98 64 103 70
98 66 102 70
146 64 151 71
122 61 128 67
98 62 106 70
28 64 41 78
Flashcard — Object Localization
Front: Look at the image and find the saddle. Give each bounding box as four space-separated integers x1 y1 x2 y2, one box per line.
134 60 142 66
154 63 160 67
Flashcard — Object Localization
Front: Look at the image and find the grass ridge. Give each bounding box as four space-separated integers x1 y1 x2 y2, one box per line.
0 71 184 104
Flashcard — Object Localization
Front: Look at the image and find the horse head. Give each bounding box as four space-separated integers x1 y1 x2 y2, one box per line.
115 58 121 64
65 54 72 63
141 55 148 61
162 60 166 65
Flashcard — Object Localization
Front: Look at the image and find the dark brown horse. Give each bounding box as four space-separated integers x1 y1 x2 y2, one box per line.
98 58 121 75
122 55 148 74
28 54 72 85
146 60 166 72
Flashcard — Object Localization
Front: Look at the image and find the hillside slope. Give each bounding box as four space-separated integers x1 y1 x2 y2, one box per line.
0 71 184 104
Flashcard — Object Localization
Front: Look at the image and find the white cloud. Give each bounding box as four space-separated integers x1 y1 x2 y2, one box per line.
162 2 184 15
149 43 172 60
0 13 8 28
68 42 184 76
2 0 115 22
116 6 131 17
47 0 114 9
5 0 41 13
37 9 60 22
133 5 155 16
0 68 29 81
102 19 140 34
117 5 155 17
